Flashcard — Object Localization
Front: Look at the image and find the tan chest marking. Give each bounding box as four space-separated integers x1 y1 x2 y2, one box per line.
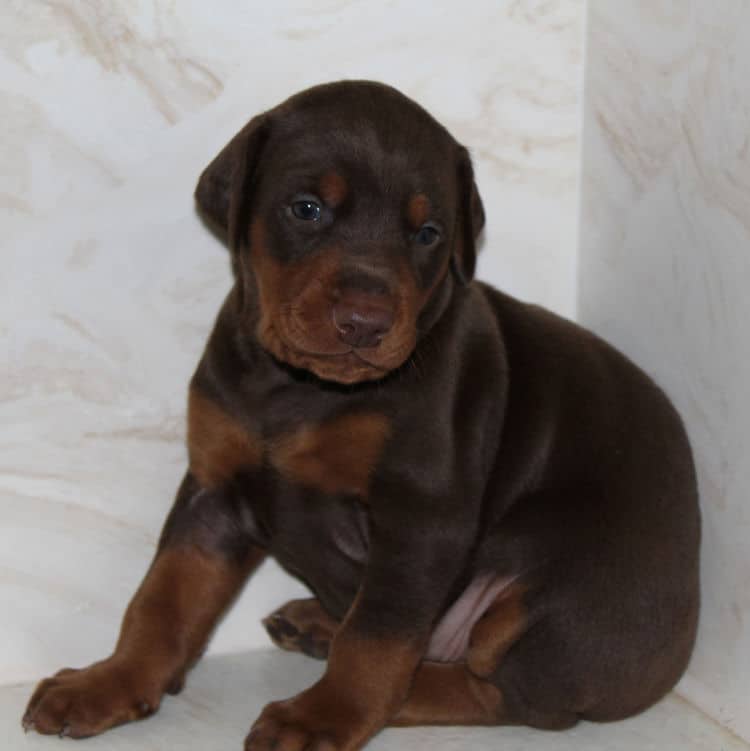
187 388 263 489
272 412 390 497
188 389 389 497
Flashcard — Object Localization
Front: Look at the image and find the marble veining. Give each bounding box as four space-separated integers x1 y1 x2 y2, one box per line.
579 0 750 742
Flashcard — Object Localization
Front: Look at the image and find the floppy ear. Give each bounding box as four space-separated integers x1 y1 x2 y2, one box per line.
194 114 270 251
451 147 486 285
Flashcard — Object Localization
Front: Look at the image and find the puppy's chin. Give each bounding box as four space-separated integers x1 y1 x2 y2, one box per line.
258 326 411 384
295 352 392 385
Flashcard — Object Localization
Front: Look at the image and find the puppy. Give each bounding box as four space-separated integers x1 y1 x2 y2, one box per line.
23 81 700 750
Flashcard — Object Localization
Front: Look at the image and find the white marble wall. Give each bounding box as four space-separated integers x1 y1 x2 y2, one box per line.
579 1 750 742
0 1 584 684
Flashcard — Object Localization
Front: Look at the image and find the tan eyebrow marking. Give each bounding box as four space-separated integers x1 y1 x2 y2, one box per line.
318 170 348 208
407 193 431 228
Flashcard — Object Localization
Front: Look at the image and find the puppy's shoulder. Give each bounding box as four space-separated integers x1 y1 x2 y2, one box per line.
473 281 677 424
474 281 613 369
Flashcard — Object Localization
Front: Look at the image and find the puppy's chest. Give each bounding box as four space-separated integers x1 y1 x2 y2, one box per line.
189 392 388 605
265 409 391 498
189 388 391 499
260 484 371 614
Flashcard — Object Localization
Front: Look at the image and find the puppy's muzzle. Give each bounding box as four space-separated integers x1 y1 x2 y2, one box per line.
331 270 396 349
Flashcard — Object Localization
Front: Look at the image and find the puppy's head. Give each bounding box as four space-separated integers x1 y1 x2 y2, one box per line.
196 81 484 384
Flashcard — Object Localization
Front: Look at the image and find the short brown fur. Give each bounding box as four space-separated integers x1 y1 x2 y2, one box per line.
407 193 430 229
319 170 348 208
187 388 263 488
250 631 422 751
263 598 339 659
391 662 504 727
467 584 527 678
272 412 390 497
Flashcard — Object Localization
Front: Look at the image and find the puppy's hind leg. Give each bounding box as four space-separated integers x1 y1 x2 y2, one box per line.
263 598 339 660
392 577 578 730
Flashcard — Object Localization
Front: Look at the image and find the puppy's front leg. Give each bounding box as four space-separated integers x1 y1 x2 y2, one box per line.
22 473 264 738
246 508 471 751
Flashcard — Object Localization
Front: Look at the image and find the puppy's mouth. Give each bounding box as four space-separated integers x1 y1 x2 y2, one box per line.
297 346 388 369
301 347 392 380
261 326 412 385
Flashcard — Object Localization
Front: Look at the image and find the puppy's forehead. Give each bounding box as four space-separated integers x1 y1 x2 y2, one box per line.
263 85 459 192
264 114 456 205
277 82 456 148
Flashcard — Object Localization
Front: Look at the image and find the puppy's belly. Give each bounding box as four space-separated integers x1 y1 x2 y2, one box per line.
426 573 517 662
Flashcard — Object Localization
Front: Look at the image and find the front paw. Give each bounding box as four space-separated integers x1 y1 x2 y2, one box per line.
22 658 165 739
245 687 370 751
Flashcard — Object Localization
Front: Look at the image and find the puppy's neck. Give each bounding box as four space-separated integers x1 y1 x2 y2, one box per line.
417 272 456 338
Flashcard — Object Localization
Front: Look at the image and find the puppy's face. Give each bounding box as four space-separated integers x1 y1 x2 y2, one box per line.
196 82 484 384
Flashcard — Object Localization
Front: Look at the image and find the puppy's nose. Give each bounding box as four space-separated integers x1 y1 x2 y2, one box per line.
333 298 395 349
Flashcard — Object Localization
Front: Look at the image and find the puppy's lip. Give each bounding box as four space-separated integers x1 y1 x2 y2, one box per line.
268 323 414 381
293 344 390 372
351 350 390 372
276 339 399 383
290 343 356 359
281 339 374 362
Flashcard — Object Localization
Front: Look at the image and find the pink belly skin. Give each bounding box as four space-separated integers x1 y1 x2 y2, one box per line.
426 573 518 663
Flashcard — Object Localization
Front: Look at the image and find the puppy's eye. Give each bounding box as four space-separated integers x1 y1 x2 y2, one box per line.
291 200 322 222
414 224 440 246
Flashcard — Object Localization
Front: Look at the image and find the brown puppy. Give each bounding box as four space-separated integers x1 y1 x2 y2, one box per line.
23 81 700 750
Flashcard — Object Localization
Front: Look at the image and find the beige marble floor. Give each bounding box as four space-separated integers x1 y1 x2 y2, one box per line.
2 650 747 751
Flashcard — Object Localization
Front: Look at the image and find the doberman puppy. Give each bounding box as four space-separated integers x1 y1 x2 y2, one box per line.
23 81 701 750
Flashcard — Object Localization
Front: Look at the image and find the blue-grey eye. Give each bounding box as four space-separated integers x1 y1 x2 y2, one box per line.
291 200 322 221
415 224 440 246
